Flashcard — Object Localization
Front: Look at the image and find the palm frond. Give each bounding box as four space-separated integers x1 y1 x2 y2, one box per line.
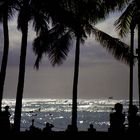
7 0 18 19
48 31 72 66
30 0 50 35
33 24 72 68
114 2 135 37
33 28 56 69
92 27 131 64
104 0 130 11
84 23 94 36
0 0 17 21
33 34 48 69
17 0 31 31
32 11 50 35
115 0 130 10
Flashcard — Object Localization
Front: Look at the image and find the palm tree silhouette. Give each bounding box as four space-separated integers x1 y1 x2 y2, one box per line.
33 0 131 131
129 19 136 109
0 0 18 111
114 0 140 108
14 0 50 132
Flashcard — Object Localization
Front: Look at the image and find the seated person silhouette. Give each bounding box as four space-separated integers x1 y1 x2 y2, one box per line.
43 122 54 133
65 124 78 132
65 124 73 132
127 105 140 133
88 123 96 132
109 103 125 133
29 119 41 133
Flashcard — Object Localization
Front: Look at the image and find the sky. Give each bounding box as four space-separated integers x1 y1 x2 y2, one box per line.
0 12 138 100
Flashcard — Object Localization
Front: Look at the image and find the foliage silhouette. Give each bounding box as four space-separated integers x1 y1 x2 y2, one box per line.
114 0 140 108
14 0 50 132
33 0 131 131
0 0 18 111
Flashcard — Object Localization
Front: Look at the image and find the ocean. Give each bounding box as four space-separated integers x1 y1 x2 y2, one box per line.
2 98 138 132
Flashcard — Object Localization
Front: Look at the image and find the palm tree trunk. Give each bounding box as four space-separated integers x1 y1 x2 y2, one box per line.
14 23 28 132
138 24 140 109
0 3 9 111
129 26 134 109
72 35 80 131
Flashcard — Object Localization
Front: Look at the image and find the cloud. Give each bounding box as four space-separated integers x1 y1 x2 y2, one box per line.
8 19 36 50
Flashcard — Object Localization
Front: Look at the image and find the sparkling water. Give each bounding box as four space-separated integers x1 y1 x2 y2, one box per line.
2 98 138 132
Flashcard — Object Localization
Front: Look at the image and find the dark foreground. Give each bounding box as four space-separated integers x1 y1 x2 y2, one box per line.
1 131 138 139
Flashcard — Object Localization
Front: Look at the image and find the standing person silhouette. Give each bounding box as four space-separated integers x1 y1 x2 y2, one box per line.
109 103 125 134
0 105 11 132
127 105 140 133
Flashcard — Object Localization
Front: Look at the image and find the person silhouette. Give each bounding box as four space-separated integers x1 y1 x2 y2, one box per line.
88 123 96 132
29 119 41 133
4 105 10 115
65 124 73 132
0 105 11 132
43 122 54 133
109 103 125 133
29 119 35 131
127 105 140 133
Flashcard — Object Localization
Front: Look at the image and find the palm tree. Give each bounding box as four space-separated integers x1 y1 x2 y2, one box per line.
33 0 131 131
129 19 137 109
0 0 18 111
114 0 140 108
14 0 50 132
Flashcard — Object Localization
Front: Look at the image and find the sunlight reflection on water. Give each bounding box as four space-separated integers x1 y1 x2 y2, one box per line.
2 98 138 131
